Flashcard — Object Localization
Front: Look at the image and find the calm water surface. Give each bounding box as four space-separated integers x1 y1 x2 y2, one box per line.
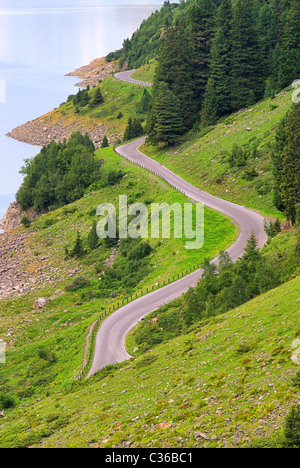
0 0 163 217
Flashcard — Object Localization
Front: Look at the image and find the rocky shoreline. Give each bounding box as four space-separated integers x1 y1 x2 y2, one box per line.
1 58 121 298
66 56 119 88
6 57 120 149
6 114 110 149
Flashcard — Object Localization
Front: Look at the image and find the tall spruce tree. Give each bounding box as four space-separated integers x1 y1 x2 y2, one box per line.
187 0 216 111
266 43 282 96
230 0 265 110
202 0 233 124
153 18 196 129
89 87 104 107
278 0 300 89
280 103 300 225
88 222 99 250
147 82 184 145
258 1 278 90
271 114 287 212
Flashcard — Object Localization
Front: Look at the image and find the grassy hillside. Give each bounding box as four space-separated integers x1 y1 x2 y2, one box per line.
143 89 293 218
25 75 152 147
1 60 298 449
131 59 157 83
0 273 299 448
0 145 235 420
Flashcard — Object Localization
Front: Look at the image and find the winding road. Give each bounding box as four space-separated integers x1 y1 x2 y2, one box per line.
86 73 268 378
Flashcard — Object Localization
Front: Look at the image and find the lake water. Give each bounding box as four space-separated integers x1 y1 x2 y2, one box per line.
0 0 163 218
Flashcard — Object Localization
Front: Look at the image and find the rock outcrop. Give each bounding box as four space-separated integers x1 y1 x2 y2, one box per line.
66 57 120 88
0 201 23 233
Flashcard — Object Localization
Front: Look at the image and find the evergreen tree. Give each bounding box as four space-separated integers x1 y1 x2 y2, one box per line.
269 0 286 43
154 18 196 128
16 132 98 212
284 405 300 448
147 82 184 145
258 0 278 95
266 43 282 96
137 88 152 114
187 0 216 110
88 222 99 250
242 232 260 264
202 0 233 124
202 78 219 125
101 135 109 148
71 232 85 258
230 0 265 110
132 118 144 139
278 0 300 89
295 234 300 265
123 117 134 142
123 117 144 142
73 88 90 107
89 87 104 108
271 113 287 212
280 103 300 225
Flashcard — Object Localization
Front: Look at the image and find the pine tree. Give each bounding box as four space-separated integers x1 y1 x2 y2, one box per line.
280 104 300 225
138 88 152 114
123 117 144 141
123 117 134 142
71 232 85 258
147 82 184 145
284 405 300 448
154 18 196 128
89 87 104 108
230 0 265 110
187 0 216 110
258 0 278 94
132 118 144 138
269 0 286 43
202 78 219 125
267 43 281 95
271 113 287 212
101 135 109 148
278 0 300 89
88 222 99 250
202 0 233 123
242 232 260 263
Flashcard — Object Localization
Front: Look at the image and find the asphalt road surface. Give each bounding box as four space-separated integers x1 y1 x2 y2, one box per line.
87 137 268 377
86 72 268 378
114 70 153 87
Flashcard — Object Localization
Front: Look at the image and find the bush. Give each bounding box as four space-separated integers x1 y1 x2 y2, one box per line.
65 276 90 292
264 218 282 239
291 371 300 387
37 348 57 363
107 170 125 186
284 405 300 447
88 222 99 250
69 232 85 258
17 132 99 212
21 216 31 228
101 135 109 148
0 393 16 410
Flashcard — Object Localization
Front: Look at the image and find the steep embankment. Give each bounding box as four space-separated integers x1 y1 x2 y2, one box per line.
87 132 267 376
1 274 299 448
143 90 292 217
0 62 298 449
